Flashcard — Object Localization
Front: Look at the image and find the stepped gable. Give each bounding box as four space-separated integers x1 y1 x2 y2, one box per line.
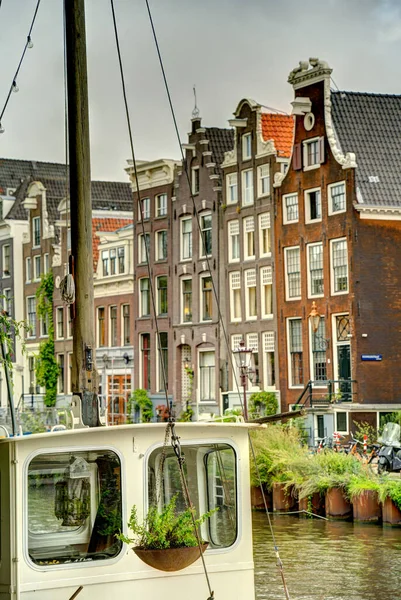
331 90 401 207
261 113 294 158
204 127 234 177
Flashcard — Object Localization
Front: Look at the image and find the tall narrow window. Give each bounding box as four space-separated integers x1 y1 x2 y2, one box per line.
192 167 200 194
26 257 32 282
157 276 168 315
2 244 10 276
34 255 41 281
27 297 36 337
200 214 212 257
258 164 270 197
98 307 105 347
288 318 303 386
3 289 12 316
229 271 241 322
329 182 346 215
245 269 257 320
283 193 298 224
226 173 238 204
285 247 301 299
331 239 348 294
58 355 65 394
156 193 167 217
139 197 150 220
305 188 322 222
259 213 271 257
56 307 64 340
263 332 275 388
261 266 273 318
308 243 324 297
44 253 49 275
32 216 41 247
242 133 252 160
158 332 168 392
311 318 327 382
41 312 49 337
140 278 150 317
118 247 125 273
141 333 151 390
110 306 117 346
122 304 130 345
102 251 109 276
28 356 36 393
110 249 117 275
182 279 192 323
247 334 259 384
199 351 215 401
242 169 254 205
156 230 167 260
228 220 240 262
202 276 213 321
139 233 150 264
181 218 192 260
243 216 255 260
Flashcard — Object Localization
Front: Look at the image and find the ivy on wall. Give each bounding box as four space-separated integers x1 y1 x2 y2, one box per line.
36 272 59 407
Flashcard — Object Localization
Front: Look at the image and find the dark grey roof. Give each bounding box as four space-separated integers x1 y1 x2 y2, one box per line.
331 91 401 207
205 128 234 177
1 158 132 221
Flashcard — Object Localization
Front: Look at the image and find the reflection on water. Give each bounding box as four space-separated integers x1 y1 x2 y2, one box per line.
253 512 401 600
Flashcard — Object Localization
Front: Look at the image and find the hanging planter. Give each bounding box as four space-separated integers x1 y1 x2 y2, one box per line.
117 495 215 572
133 543 208 572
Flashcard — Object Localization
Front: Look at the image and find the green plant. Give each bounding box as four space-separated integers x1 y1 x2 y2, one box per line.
179 405 194 422
346 470 380 501
248 391 278 419
353 420 378 445
128 389 153 423
117 494 216 550
0 295 29 386
378 478 401 510
35 272 59 406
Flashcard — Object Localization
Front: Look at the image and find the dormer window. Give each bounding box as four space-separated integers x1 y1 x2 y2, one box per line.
33 217 41 247
242 133 252 160
301 137 324 170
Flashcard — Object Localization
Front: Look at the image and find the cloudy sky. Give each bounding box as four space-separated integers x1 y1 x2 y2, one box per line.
1 0 401 182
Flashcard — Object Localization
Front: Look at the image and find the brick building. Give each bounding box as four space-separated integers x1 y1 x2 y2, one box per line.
275 58 401 442
221 99 294 412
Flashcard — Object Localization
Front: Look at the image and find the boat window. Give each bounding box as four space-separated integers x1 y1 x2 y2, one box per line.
147 442 237 549
27 449 122 567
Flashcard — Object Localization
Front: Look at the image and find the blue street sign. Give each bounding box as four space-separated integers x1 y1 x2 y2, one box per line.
361 354 382 361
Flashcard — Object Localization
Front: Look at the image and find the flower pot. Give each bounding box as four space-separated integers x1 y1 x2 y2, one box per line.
325 487 352 520
251 485 272 510
133 543 208 572
272 483 296 512
352 490 381 523
299 493 325 517
382 497 401 526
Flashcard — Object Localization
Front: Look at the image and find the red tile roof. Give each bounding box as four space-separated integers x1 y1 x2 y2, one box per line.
92 217 133 269
261 113 294 158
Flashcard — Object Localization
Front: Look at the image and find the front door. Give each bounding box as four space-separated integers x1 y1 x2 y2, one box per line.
107 374 131 425
337 345 351 401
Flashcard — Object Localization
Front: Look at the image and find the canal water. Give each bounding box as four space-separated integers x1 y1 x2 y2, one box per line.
253 511 401 599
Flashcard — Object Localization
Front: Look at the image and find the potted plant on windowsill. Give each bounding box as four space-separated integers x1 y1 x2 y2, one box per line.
117 495 216 572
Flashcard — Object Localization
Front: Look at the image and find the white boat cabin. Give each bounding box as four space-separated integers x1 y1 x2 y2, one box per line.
0 422 255 599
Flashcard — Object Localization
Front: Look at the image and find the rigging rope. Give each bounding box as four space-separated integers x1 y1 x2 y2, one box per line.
143 1 291 597
0 0 41 131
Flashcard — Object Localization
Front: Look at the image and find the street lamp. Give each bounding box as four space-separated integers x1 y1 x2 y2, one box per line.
308 301 330 350
232 339 255 421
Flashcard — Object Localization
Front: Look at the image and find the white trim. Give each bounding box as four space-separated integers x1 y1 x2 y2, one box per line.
241 169 254 206
33 254 41 282
306 241 324 299
109 305 118 347
199 211 212 259
228 219 240 263
284 245 301 301
32 216 41 248
198 348 217 403
331 312 351 390
155 229 168 262
243 216 255 261
242 133 252 161
308 319 326 387
25 256 32 283
180 276 193 324
303 137 320 171
330 237 349 296
200 273 213 322
260 266 273 319
56 306 65 340
258 212 271 258
327 181 346 216
286 317 304 389
226 172 238 205
229 271 242 322
180 216 192 262
334 410 349 434
282 193 299 225
304 186 322 224
244 268 257 321
191 166 200 195
257 164 270 198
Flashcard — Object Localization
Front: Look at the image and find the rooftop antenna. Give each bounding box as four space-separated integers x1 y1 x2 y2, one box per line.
192 85 200 119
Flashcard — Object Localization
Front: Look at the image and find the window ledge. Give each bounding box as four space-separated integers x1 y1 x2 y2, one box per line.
303 164 320 172
331 290 349 296
305 218 322 225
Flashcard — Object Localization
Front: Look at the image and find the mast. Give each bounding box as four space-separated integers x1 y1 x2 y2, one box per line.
64 0 99 426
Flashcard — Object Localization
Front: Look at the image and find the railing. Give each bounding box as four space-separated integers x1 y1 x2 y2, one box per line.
294 379 357 409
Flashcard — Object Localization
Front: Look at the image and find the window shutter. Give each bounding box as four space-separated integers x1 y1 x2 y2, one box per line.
293 143 302 170
319 136 325 164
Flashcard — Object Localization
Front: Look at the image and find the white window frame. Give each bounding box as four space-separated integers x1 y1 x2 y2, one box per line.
3 288 11 315
228 220 240 263
56 307 64 340
286 317 304 389
155 193 167 218
262 331 276 390
156 275 168 316
200 274 213 322
199 212 212 258
198 349 216 402
181 277 192 324
335 411 349 435
67 352 73 394
330 238 349 296
245 268 257 321
229 271 242 322
307 242 324 299
243 216 255 261
308 318 327 388
241 169 254 206
139 197 150 221
109 305 118 347
43 253 49 275
155 230 168 261
303 136 320 171
32 216 41 248
282 193 299 225
2 244 10 277
97 306 105 347
122 303 131 346
284 246 301 301
192 166 200 195
139 277 150 317
180 217 192 262
304 187 322 224
259 213 271 258
226 172 238 204
26 257 32 283
257 164 270 198
242 133 252 161
328 181 346 216
138 233 150 264
260 266 273 319
331 312 351 394
33 255 41 282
